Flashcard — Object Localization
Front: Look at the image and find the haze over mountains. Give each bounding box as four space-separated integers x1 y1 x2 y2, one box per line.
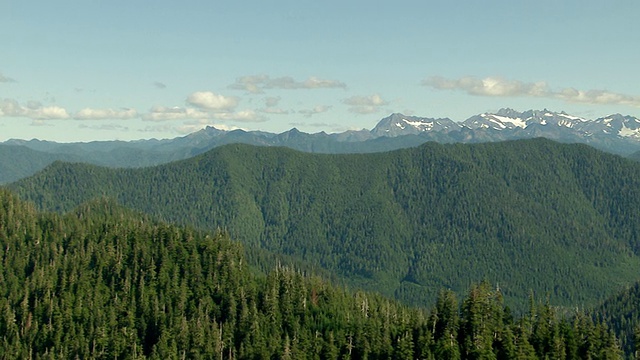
2 108 640 184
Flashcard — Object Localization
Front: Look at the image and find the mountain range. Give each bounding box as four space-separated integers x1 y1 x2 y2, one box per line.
10 138 640 312
6 111 640 356
2 108 640 184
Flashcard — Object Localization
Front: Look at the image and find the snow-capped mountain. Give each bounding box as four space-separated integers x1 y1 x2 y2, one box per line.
461 108 588 131
4 108 640 185
590 114 640 139
370 108 640 141
367 109 640 155
370 113 460 137
462 109 528 130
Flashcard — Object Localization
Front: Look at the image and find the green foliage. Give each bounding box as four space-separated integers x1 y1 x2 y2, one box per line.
593 281 640 357
0 189 628 358
9 139 640 311
0 145 80 185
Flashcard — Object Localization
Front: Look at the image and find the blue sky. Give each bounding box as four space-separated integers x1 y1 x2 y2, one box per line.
1 0 639 142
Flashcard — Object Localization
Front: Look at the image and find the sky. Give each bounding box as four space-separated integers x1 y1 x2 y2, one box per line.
1 0 639 142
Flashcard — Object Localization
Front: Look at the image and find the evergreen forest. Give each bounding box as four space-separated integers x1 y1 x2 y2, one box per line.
9 139 640 311
0 189 631 359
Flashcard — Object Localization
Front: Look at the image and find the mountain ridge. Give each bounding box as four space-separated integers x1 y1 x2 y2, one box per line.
10 138 640 311
2 108 640 184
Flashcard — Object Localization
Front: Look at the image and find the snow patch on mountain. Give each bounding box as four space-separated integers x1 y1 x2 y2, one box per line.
558 113 586 122
403 119 434 130
619 124 638 137
490 114 527 128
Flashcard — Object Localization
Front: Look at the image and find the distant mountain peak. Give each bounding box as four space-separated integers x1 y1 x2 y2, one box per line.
371 113 459 137
495 108 522 117
462 109 593 131
591 114 640 139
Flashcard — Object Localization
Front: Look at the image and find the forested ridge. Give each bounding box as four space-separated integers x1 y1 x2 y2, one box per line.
9 138 640 311
0 189 631 359
0 145 80 185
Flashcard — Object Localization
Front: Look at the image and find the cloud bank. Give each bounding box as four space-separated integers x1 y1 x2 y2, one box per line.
0 100 141 121
0 99 70 120
186 91 239 111
423 76 640 107
1 89 261 126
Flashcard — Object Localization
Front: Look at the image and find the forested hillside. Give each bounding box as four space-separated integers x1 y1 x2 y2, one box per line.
10 138 640 310
593 282 640 356
0 145 81 184
0 142 204 185
628 150 640 162
0 189 628 359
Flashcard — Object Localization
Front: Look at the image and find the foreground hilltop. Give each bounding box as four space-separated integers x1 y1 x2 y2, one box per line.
10 138 640 311
0 189 628 358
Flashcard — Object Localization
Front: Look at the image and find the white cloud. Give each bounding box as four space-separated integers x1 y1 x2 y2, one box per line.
343 94 388 114
423 75 640 107
35 106 71 119
0 99 70 120
74 108 137 120
298 105 331 117
423 76 550 97
301 76 346 89
555 88 640 107
186 91 238 111
142 106 211 121
0 99 23 116
229 75 346 93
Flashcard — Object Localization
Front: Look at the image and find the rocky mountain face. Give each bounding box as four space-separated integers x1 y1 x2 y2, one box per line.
373 108 640 140
370 113 460 137
369 109 640 155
